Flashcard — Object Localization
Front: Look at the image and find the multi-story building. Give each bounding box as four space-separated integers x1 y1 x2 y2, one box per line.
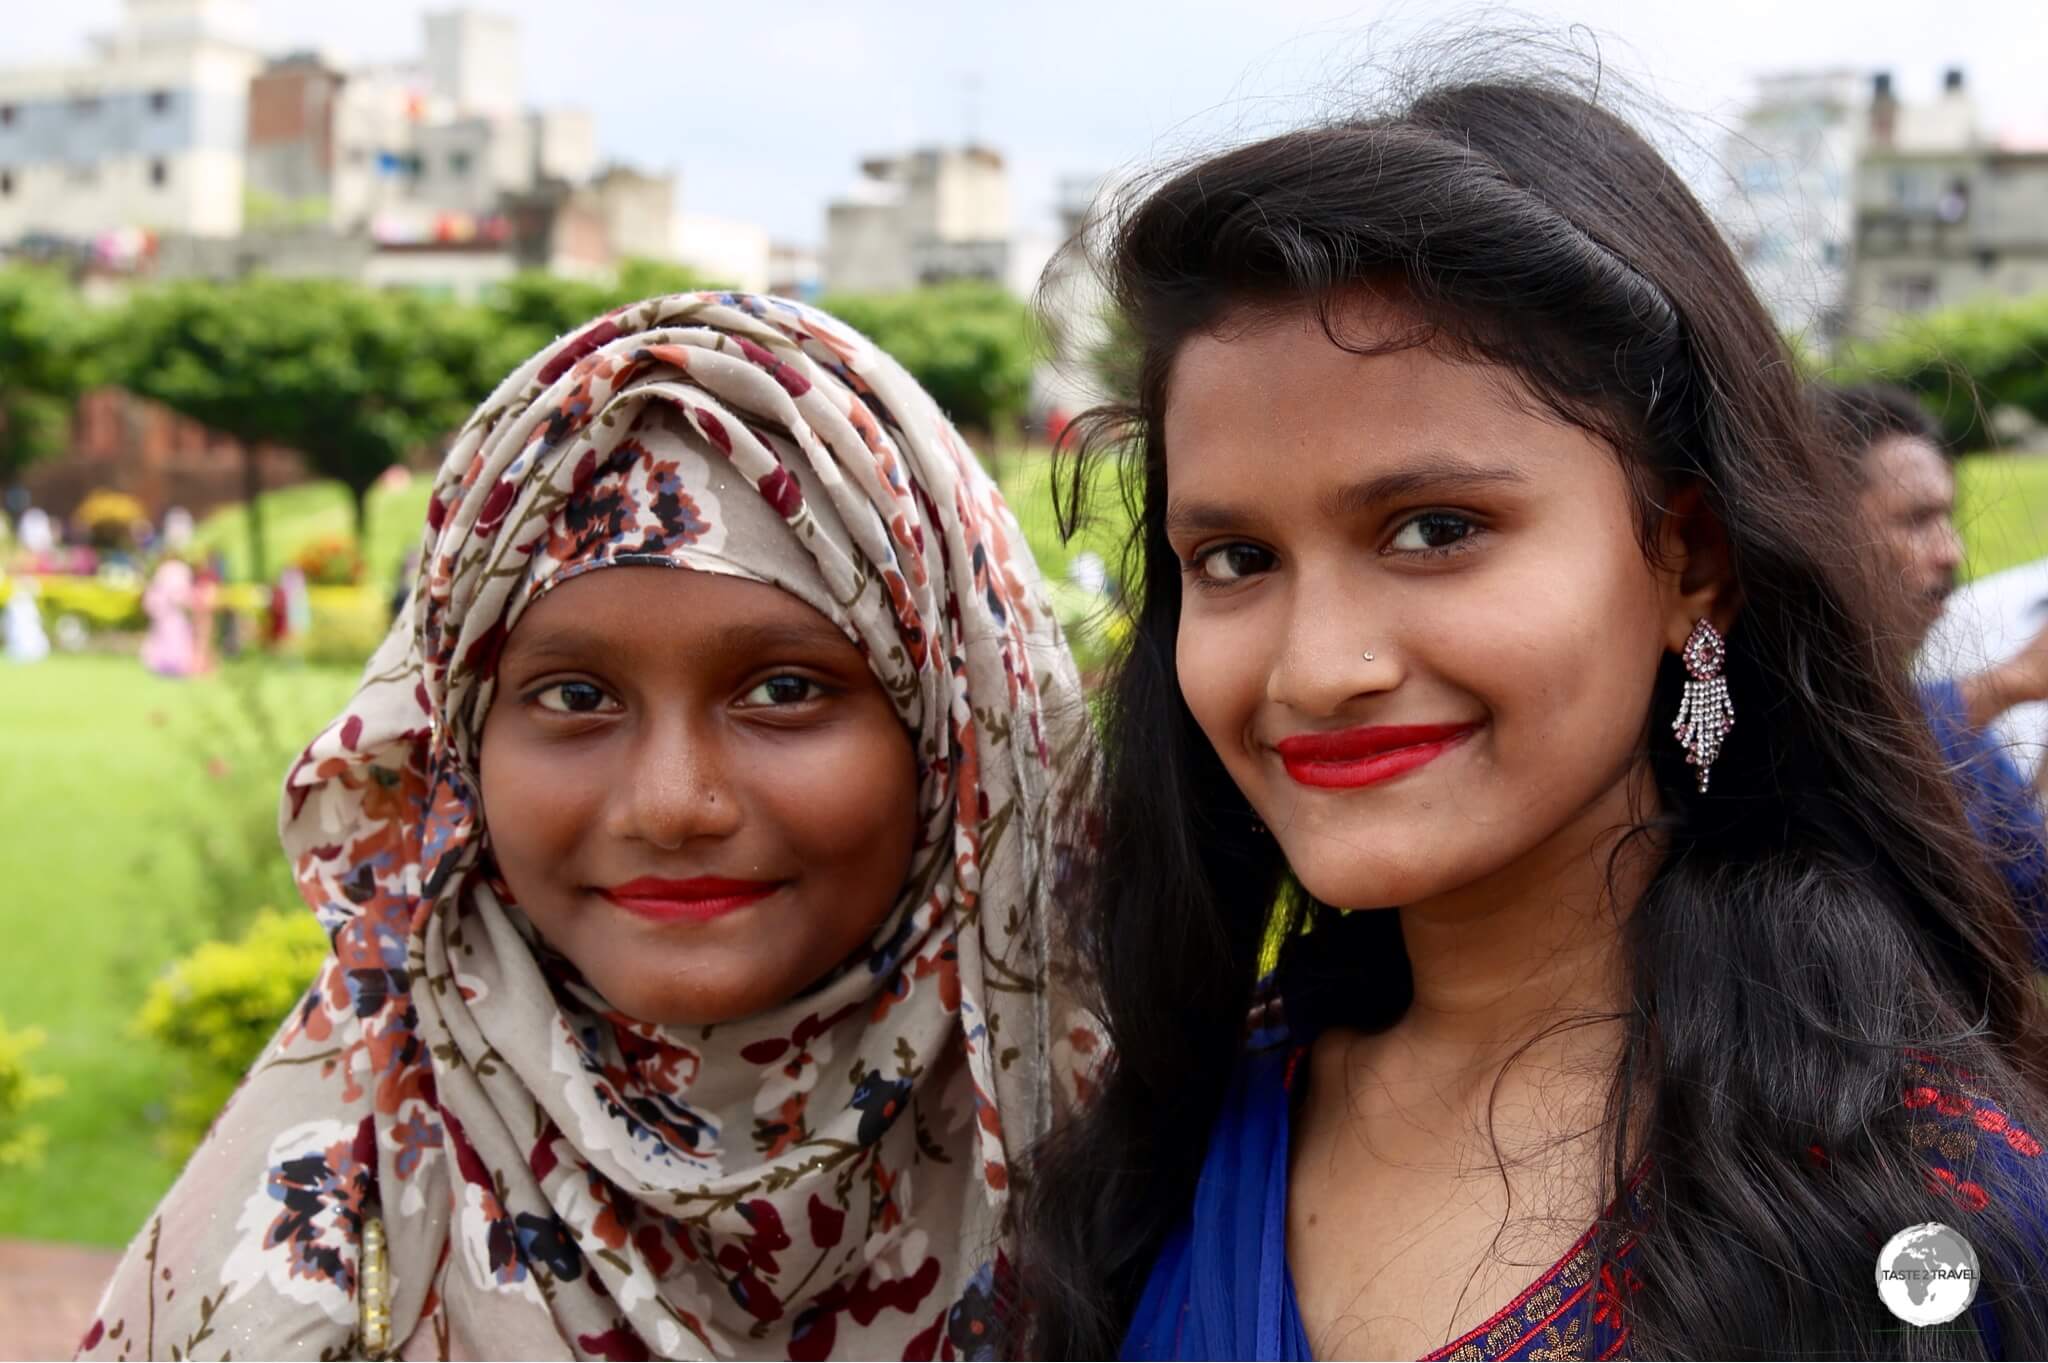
0 0 263 243
244 15 596 242
1714 69 1867 343
423 9 521 121
824 146 1013 293
1845 69 2048 335
1032 172 1115 422
767 241 822 299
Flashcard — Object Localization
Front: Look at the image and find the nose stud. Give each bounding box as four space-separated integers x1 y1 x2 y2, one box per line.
1361 649 1376 662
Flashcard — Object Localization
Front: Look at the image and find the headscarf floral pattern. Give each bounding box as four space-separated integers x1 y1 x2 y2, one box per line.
79 293 1088 1360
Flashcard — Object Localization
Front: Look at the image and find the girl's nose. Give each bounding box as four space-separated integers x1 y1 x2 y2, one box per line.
607 713 744 850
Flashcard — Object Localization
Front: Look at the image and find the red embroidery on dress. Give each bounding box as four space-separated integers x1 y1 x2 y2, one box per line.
1591 1263 1641 1329
1925 1166 1992 1214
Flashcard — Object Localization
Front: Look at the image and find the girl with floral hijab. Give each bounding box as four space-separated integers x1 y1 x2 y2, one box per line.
81 293 1090 1360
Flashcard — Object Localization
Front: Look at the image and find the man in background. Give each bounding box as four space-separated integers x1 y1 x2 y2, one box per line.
1814 380 2048 963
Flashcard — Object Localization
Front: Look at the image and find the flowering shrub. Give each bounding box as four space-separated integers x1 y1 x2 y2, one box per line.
134 908 329 1156
293 533 365 587
73 489 149 550
0 1017 62 1169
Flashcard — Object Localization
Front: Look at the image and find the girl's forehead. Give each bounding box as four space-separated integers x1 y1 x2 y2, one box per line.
505 566 857 663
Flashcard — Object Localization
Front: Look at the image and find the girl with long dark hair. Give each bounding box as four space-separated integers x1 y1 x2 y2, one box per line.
1022 73 2048 1360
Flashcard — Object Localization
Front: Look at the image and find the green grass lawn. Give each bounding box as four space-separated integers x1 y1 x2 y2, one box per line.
1958 453 2048 581
0 655 359 1245
194 477 435 586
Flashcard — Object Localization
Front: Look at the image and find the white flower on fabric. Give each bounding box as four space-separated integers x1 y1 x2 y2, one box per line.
753 1030 834 1117
863 1227 931 1280
547 1175 663 1320
221 1120 365 1325
658 1270 736 1358
451 1183 546 1306
551 1020 724 1180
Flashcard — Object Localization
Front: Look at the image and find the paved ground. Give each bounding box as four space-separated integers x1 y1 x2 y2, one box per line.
0 1240 117 1361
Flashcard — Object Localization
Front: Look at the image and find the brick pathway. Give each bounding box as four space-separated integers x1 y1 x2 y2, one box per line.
0 1240 116 1361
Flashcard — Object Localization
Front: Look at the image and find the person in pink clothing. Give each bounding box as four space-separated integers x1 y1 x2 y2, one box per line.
139 557 199 678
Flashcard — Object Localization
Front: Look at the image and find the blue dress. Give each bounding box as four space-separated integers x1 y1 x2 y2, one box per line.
1123 1028 2044 1361
1924 679 2048 969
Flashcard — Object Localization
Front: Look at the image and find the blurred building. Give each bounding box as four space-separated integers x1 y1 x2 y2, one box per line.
768 241 822 299
243 12 596 244
182 7 645 295
0 0 263 243
1714 70 1867 344
1032 172 1115 424
423 8 520 120
1845 69 2048 335
824 146 1012 293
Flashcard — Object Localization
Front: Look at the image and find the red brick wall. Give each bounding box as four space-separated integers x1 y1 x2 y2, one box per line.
23 389 310 525
247 64 339 172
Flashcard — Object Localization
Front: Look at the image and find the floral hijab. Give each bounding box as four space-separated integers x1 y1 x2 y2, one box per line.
81 293 1090 1360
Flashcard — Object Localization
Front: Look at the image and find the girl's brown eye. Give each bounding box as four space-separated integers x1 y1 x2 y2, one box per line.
740 675 821 707
1388 512 1477 553
535 681 618 714
1194 543 1275 583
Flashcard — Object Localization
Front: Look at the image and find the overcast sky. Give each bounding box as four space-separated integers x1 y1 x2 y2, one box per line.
12 1 2048 244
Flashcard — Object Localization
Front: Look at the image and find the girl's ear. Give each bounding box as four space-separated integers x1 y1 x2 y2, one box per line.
1656 482 1742 652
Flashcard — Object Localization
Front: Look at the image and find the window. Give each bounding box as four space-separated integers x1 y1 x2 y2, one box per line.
150 158 168 188
1884 273 1938 312
0 105 14 127
0 170 11 197
149 89 172 115
449 150 473 176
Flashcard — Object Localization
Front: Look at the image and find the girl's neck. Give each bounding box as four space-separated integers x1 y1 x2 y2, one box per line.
1384 764 1657 1068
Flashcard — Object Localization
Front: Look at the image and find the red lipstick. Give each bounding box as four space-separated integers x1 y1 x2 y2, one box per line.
1273 722 1478 790
598 876 782 923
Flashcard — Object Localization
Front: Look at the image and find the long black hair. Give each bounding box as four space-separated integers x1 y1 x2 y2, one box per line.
1022 69 2048 1359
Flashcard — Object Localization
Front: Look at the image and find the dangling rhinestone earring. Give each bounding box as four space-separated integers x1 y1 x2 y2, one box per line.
1672 618 1734 793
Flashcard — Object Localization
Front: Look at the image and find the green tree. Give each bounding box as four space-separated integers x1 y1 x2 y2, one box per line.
111 278 507 574
0 267 90 492
818 282 1039 446
1840 296 2048 449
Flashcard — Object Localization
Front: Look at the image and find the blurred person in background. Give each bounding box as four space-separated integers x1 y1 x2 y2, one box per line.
1814 380 2048 965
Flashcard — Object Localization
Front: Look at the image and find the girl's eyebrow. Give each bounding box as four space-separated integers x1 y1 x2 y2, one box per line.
1319 456 1529 519
1163 454 1529 538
